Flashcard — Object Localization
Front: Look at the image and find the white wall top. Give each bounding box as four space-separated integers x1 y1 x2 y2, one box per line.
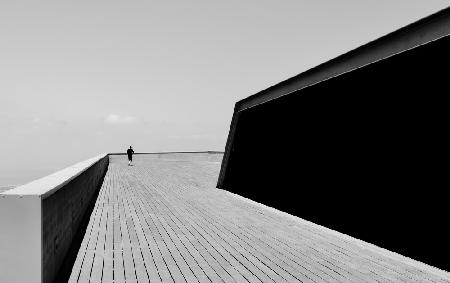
1 153 108 199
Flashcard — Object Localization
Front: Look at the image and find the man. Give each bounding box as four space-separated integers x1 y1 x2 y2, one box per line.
127 146 134 166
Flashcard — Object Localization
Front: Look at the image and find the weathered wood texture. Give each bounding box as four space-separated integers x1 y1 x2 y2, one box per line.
69 154 449 282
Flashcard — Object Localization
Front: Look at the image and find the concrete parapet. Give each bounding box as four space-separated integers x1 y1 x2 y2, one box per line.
0 153 109 283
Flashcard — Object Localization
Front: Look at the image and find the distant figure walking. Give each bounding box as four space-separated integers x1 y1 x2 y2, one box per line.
127 146 134 166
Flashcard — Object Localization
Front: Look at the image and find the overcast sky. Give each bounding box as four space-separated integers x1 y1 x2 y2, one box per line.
1 1 448 185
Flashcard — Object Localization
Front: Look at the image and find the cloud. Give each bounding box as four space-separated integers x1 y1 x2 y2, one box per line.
32 117 41 124
28 116 68 132
104 114 138 124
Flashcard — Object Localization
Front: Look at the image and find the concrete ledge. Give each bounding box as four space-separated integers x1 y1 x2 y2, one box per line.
108 150 224 155
0 153 109 283
3 153 108 198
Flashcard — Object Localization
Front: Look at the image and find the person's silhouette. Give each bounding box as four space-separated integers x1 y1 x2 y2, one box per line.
127 146 134 166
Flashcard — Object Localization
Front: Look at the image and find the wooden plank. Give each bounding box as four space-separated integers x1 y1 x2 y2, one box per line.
68 154 450 283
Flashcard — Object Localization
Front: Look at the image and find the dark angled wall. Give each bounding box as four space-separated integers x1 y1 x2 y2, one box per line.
219 34 450 271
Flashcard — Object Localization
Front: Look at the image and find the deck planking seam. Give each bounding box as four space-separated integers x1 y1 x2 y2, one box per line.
139 171 260 282
123 179 162 283
245 223 414 283
121 174 174 283
181 175 392 279
135 162 382 283
226 205 431 283
135 178 243 283
151 162 442 283
181 201 315 283
73 168 108 283
156 165 426 283
120 175 177 283
134 183 227 283
128 181 210 283
130 178 234 283
147 168 327 283
120 171 148 282
148 180 293 283
121 177 149 282
68 176 103 283
182 162 436 283
151 169 339 283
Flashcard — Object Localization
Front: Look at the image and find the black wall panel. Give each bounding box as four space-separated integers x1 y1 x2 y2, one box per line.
223 36 449 270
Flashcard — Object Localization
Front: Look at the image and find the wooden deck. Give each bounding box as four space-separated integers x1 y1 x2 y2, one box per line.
69 154 450 283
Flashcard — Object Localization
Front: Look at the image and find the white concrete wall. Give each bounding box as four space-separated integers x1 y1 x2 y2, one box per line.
0 195 42 283
0 153 108 283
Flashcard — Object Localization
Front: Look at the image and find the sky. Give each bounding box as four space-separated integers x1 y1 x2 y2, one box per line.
1 1 448 186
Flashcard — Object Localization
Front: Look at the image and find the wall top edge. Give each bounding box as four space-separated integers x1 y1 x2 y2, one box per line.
1 153 108 198
1 151 223 197
108 151 224 155
235 7 450 112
